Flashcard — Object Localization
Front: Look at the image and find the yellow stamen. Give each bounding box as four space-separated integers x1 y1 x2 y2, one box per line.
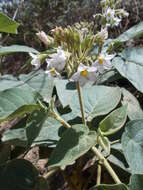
50 68 56 75
98 56 104 65
80 70 88 77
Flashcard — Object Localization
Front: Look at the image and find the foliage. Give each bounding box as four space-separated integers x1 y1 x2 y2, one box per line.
0 0 143 189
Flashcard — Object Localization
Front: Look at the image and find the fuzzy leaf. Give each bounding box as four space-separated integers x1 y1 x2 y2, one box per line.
70 85 121 121
99 105 127 136
122 120 143 174
121 88 143 120
47 125 97 170
113 48 143 93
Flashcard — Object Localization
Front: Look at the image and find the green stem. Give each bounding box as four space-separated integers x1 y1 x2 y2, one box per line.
92 147 121 184
44 169 58 179
76 82 86 125
51 111 71 129
97 163 102 185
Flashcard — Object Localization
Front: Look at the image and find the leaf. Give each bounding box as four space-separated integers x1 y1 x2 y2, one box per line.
129 174 143 190
121 88 143 120
2 128 28 147
33 111 77 147
112 48 143 93
117 22 143 42
20 70 54 102
122 120 143 174
0 159 38 190
2 112 75 148
0 45 39 55
33 117 62 147
0 12 19 34
55 79 76 107
47 124 97 170
70 85 121 121
0 75 24 91
90 183 128 190
0 87 39 122
108 144 130 173
99 105 127 136
26 109 48 146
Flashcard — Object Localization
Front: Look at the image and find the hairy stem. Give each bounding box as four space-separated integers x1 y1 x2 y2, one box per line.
76 82 86 125
51 111 71 129
97 163 102 185
92 147 121 184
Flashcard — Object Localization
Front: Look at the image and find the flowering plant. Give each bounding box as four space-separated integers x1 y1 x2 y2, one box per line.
0 0 143 189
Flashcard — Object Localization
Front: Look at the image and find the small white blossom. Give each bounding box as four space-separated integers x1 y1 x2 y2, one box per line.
96 27 108 41
71 63 97 86
105 7 121 27
46 47 66 72
29 53 41 69
93 53 115 73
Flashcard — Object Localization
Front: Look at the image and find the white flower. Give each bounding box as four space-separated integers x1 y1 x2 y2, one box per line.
105 8 115 20
45 67 61 78
93 54 115 73
46 47 66 72
96 27 108 41
105 8 121 27
29 53 41 69
71 63 97 86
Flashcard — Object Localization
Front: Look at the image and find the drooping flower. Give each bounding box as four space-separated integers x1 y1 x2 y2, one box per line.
46 47 67 72
93 53 115 73
71 63 97 86
29 53 41 69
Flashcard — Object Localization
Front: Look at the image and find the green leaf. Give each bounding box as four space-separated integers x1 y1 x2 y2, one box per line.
55 79 76 107
0 88 39 122
0 12 19 34
0 75 24 91
112 48 143 93
70 85 121 121
47 124 97 170
122 120 143 174
117 22 143 42
99 105 127 136
26 109 48 146
0 159 38 190
2 109 47 147
129 174 143 190
121 88 143 120
108 143 130 173
2 128 27 147
0 45 39 55
20 70 54 102
33 117 62 147
90 183 128 190
33 111 77 147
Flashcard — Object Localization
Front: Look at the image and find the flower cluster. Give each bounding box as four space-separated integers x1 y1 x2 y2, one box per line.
100 0 129 27
71 53 115 86
30 47 67 78
30 48 115 86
